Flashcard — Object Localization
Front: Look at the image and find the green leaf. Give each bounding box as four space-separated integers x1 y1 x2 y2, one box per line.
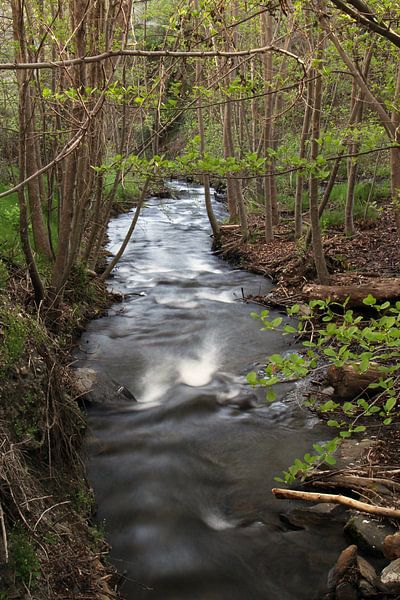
327 420 340 428
246 371 258 385
340 430 352 438
384 397 396 413
324 454 337 465
343 402 356 414
283 325 297 334
266 389 276 402
269 354 283 364
353 425 366 433
323 347 337 357
271 317 283 328
363 294 377 306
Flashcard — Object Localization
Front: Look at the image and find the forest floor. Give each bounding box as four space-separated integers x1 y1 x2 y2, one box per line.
220 205 400 304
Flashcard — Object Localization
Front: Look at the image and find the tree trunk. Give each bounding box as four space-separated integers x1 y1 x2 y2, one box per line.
309 33 329 284
391 64 400 232
11 0 52 260
100 178 150 282
344 46 373 236
261 12 274 242
295 76 313 239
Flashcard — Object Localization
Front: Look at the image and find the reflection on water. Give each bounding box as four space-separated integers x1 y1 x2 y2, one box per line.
80 182 345 600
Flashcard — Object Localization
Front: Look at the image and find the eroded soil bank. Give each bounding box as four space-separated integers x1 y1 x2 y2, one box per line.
0 271 121 599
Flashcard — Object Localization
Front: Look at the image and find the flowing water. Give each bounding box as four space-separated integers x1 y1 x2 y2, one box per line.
80 182 345 600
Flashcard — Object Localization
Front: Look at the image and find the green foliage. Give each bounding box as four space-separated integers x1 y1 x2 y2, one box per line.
248 296 400 483
280 180 387 228
0 305 46 374
88 523 107 550
0 261 9 289
75 487 95 516
67 262 98 304
9 528 40 587
0 185 21 261
0 308 29 373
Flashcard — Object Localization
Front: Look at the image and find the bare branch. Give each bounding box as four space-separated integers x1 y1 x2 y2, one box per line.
0 45 305 71
329 0 400 48
272 488 400 518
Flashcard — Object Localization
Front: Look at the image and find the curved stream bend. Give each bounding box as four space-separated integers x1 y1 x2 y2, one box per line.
80 182 345 600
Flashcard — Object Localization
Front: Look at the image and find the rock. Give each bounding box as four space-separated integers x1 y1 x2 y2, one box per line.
380 558 400 592
335 438 378 471
344 514 395 556
383 531 400 560
358 579 380 597
74 367 136 406
327 545 358 590
335 581 358 600
327 364 382 400
280 502 345 529
321 386 335 397
357 556 378 586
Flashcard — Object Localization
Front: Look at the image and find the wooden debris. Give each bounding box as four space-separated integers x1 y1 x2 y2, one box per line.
302 278 400 306
272 488 400 518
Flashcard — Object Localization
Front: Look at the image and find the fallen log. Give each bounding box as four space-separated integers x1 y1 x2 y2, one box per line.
307 473 400 494
327 364 383 400
272 488 400 518
302 279 400 307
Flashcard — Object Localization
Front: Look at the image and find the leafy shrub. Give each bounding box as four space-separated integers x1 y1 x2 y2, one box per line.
247 296 400 482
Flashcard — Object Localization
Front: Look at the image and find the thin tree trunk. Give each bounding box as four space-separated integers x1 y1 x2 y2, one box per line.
309 33 329 284
100 178 150 281
261 12 274 242
295 76 313 239
344 46 373 236
11 0 52 259
391 64 400 232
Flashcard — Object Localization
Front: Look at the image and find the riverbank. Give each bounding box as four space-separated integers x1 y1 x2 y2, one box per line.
220 206 400 597
0 268 123 599
219 204 400 305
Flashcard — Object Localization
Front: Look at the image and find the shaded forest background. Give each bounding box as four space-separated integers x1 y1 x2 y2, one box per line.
0 0 399 308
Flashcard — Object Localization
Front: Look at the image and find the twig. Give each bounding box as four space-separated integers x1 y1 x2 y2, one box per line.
272 488 400 518
33 501 71 532
0 500 8 562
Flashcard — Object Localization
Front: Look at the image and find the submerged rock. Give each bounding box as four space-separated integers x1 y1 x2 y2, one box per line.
280 502 345 529
74 367 136 406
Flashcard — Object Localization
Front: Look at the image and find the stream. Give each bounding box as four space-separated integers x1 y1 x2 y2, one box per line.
79 182 346 600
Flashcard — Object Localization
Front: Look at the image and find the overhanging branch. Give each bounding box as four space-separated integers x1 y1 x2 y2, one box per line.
0 45 305 72
329 0 400 48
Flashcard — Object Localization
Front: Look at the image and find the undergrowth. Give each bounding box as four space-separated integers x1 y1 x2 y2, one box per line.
247 295 400 483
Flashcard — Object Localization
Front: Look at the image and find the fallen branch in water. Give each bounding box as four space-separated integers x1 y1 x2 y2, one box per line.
272 488 400 518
